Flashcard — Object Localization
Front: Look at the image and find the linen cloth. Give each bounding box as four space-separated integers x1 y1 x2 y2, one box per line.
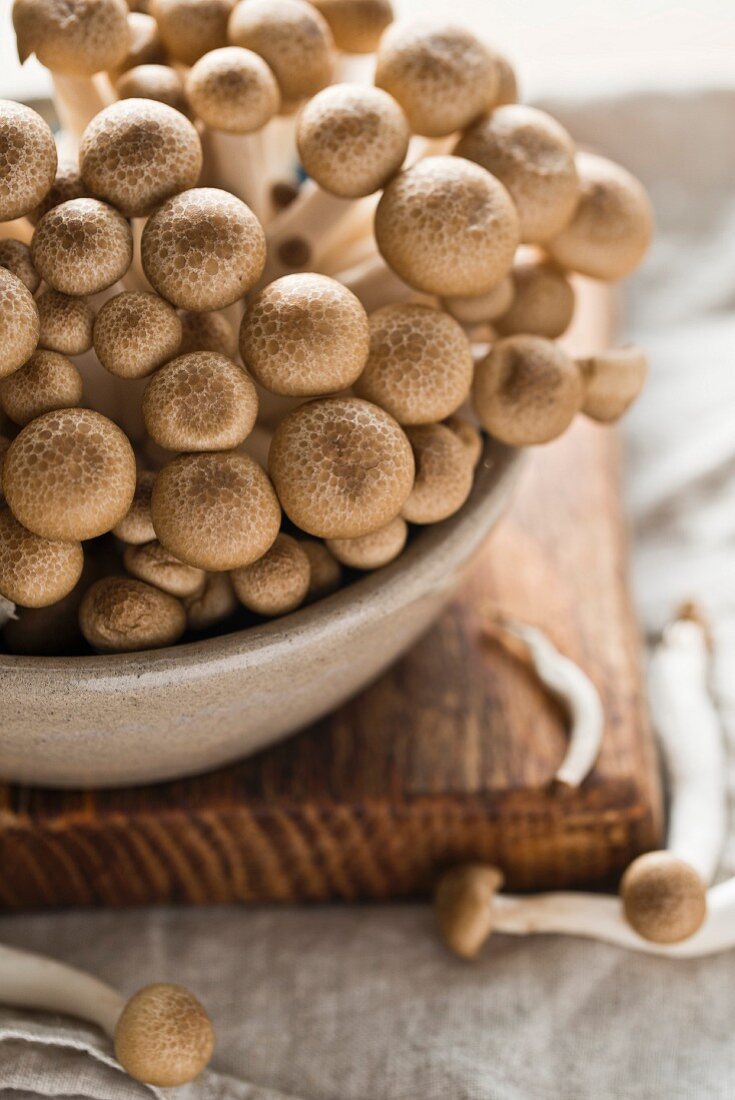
2 88 735 1098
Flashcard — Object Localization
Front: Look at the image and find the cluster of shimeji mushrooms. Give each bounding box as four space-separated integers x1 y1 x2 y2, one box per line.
0 0 652 659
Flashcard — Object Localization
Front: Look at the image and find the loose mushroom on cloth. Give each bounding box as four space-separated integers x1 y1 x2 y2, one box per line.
2 89 735 1100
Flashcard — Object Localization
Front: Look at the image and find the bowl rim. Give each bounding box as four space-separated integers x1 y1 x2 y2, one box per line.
0 439 522 677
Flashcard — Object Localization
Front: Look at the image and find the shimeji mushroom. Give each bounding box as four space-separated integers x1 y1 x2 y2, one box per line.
491 49 519 106
0 238 40 294
268 396 415 539
327 515 407 570
310 0 393 56
184 571 238 630
547 152 653 281
142 351 258 451
0 944 214 1086
240 273 369 396
455 106 579 244
401 423 474 525
443 415 483 469
93 291 182 379
123 540 207 598
354 303 474 425
0 268 40 380
300 539 343 602
151 451 281 570
442 278 515 328
28 158 88 225
0 436 10 503
141 188 266 311
577 344 648 423
473 335 584 446
3 408 136 541
31 198 134 297
151 0 234 65
113 469 157 544
111 11 166 76
0 349 83 426
494 260 575 340
80 575 187 652
0 508 83 608
375 157 519 297
115 64 189 116
179 309 238 359
0 100 57 222
37 290 95 356
230 532 311 616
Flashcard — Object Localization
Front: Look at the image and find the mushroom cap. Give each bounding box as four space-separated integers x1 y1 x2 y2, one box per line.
547 152 653 281
113 469 157 543
0 238 40 294
455 105 578 244
374 22 499 138
620 851 707 944
93 291 182 379
80 99 202 218
327 514 407 570
296 83 409 198
80 576 186 653
184 570 237 630
443 414 482 468
492 50 518 106
31 198 133 297
113 11 166 74
186 46 280 133
12 0 130 73
142 351 258 450
300 538 342 601
401 422 474 524
151 451 281 570
435 863 504 959
0 100 57 222
116 64 189 114
240 273 369 396
37 290 95 356
124 539 207 597
441 278 515 326
579 344 648 423
179 309 238 359
114 983 214 1087
309 0 392 53
28 158 87 226
228 0 335 110
0 507 83 608
0 268 40 379
0 435 9 503
473 335 583 446
3 407 136 541
150 0 234 65
495 260 575 339
142 188 266 310
354 302 473 425
269 396 415 538
375 156 519 297
0 349 83 426
230 531 311 615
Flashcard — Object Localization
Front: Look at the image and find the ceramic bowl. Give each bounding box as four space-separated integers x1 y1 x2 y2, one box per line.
0 440 521 788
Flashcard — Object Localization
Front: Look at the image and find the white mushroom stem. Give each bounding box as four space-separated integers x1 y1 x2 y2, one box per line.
0 596 18 628
648 608 727 883
338 253 414 312
120 217 151 293
260 113 300 199
200 128 273 224
52 74 113 149
485 616 604 787
0 217 33 245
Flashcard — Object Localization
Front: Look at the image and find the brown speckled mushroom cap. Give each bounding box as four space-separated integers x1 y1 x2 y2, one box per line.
184 570 237 630
80 99 202 219
401 422 474 525
496 260 575 339
179 309 238 359
0 239 40 294
547 152 653 281
116 65 189 114
0 436 9 502
300 538 342 601
151 451 281 570
0 507 83 608
442 278 514 326
80 577 186 653
354 302 473 425
28 159 87 226
113 468 157 543
13 0 130 74
231 531 310 616
327 514 407 570
492 50 518 106
375 156 519 297
123 539 206 597
93 291 182 379
31 198 133 297
37 290 95 356
0 100 57 222
186 47 280 133
620 851 707 945
455 106 578 244
240 273 369 396
114 983 214 1087
113 11 166 74
3 407 136 541
443 414 482 468
473 334 583 446
228 0 335 110
309 0 392 54
0 349 83 426
151 0 234 65
0 268 40 380
296 84 409 198
374 22 499 137
142 188 266 310
269 396 414 539
142 351 258 450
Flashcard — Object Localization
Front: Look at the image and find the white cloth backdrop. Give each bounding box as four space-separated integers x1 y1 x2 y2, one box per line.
2 88 735 1098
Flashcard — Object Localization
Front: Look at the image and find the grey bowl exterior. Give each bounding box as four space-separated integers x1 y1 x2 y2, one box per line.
0 441 522 788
